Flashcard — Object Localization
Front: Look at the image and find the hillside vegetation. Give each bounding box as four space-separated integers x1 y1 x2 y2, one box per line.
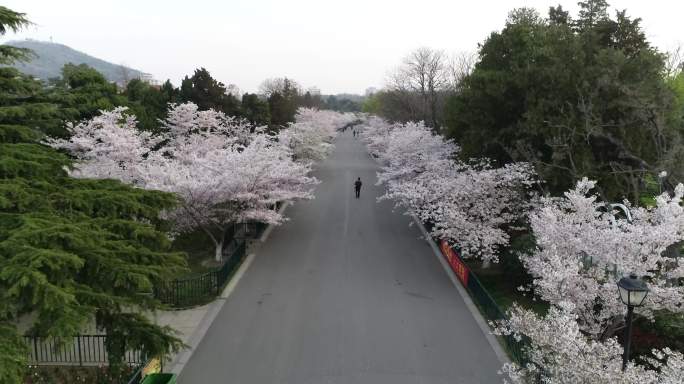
4 39 146 84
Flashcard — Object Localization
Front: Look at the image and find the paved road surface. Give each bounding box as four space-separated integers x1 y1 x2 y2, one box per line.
179 132 503 384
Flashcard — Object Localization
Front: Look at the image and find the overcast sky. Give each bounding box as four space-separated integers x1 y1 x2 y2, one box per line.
2 0 682 94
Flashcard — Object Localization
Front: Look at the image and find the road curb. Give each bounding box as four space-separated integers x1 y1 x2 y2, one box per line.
363 139 510 367
260 202 290 243
411 214 511 367
168 202 290 375
168 253 255 375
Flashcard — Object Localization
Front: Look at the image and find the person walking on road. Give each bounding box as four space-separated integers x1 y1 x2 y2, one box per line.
354 177 362 198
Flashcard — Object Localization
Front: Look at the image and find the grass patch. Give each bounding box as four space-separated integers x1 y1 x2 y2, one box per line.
24 365 136 384
632 311 684 357
466 261 548 316
171 229 216 275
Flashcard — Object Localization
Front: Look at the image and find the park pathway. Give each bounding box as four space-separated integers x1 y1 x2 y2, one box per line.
178 131 503 384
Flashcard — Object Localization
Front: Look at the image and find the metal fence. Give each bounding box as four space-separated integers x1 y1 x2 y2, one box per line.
24 335 145 366
235 222 268 240
465 268 530 366
436 239 532 367
126 364 145 384
155 239 247 308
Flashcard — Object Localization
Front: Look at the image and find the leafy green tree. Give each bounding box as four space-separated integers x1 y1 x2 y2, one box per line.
574 0 609 30
1 63 129 139
361 93 381 114
299 90 325 109
548 5 570 25
241 93 270 126
301 91 314 108
0 7 32 64
0 68 64 137
663 69 684 191
324 95 362 112
179 67 240 116
124 78 169 132
160 79 179 104
267 92 289 127
0 8 186 383
445 1 683 201
358 90 414 121
46 63 128 136
261 77 301 127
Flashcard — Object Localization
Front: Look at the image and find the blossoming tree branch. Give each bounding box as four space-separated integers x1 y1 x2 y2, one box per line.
359 114 684 383
49 103 354 261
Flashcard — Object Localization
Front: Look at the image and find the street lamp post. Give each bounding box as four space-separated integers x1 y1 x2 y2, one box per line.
616 274 649 371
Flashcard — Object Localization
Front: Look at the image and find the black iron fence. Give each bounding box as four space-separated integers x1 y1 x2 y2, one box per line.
155 239 248 308
24 334 145 366
216 240 247 289
235 221 269 240
21 222 269 382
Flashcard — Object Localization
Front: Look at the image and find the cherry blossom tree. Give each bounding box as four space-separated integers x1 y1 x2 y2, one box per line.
494 179 684 382
49 103 318 261
495 302 684 384
359 113 684 379
160 102 252 144
358 115 395 157
376 121 459 185
360 116 536 263
382 159 536 263
46 107 158 183
279 108 356 162
522 178 684 337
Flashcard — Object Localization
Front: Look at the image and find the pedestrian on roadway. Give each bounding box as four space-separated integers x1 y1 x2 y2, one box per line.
354 177 362 198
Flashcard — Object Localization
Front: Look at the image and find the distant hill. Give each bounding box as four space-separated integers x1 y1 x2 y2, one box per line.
3 39 148 85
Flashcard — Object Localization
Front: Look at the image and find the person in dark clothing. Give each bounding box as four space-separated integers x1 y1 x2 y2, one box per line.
354 177 362 198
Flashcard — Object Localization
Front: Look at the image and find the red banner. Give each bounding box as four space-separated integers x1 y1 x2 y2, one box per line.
439 239 469 286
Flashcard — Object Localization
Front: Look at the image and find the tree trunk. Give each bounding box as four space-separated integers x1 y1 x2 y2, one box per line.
97 311 126 379
599 315 624 341
214 239 224 262
214 229 227 262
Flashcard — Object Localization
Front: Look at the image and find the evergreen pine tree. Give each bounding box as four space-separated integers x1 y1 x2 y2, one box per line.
0 8 186 383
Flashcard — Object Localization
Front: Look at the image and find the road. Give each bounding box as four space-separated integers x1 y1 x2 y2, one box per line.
178 131 503 384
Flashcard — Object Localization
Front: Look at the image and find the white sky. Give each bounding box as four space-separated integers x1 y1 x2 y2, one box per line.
2 0 682 94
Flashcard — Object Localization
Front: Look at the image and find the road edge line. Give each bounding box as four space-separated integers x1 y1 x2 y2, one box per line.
167 252 256 375
364 142 509 366
169 202 289 375
364 139 510 367
411 214 511 367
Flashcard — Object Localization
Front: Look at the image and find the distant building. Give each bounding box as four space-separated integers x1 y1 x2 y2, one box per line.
139 73 160 86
